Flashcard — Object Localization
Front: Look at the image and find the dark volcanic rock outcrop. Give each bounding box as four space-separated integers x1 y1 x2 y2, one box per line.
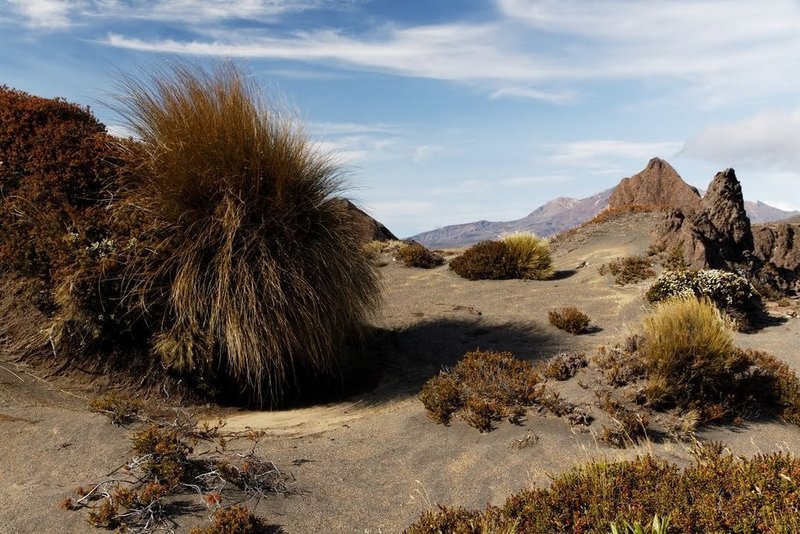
753 223 800 272
647 165 797 293
609 158 702 214
656 169 752 269
343 200 398 242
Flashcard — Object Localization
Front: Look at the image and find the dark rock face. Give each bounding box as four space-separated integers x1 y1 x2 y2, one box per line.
609 157 702 214
753 223 800 271
701 169 754 253
654 168 753 270
342 200 398 242
650 165 797 293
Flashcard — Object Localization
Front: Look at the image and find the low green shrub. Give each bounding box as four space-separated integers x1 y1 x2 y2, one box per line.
599 256 655 285
407 446 800 533
646 269 762 330
548 307 591 334
419 350 541 432
610 515 670 534
395 242 444 268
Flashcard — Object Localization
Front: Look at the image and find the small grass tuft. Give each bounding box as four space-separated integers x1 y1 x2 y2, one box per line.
548 307 592 334
88 393 144 425
449 235 554 281
639 297 744 410
189 506 272 534
541 351 588 380
599 256 656 285
394 242 445 269
419 350 542 432
449 241 517 280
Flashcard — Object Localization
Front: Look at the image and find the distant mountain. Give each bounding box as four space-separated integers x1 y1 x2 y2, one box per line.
410 188 612 248
410 160 798 248
745 201 800 224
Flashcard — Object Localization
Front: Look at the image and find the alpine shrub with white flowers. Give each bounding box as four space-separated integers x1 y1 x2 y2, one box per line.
646 269 762 330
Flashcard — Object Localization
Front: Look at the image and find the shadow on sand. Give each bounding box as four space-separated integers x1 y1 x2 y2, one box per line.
282 317 556 408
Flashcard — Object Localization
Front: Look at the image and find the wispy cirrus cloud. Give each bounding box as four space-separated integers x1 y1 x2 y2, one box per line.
4 0 334 29
104 23 558 84
10 0 800 107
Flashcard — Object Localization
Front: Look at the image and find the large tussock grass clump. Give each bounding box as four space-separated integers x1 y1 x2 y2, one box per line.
407 444 800 533
500 232 554 280
115 63 380 405
633 297 800 425
646 269 763 331
639 297 745 408
449 232 553 281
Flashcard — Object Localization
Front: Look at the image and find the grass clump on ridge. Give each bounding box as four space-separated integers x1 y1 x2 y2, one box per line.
406 443 800 533
394 242 444 269
112 62 381 406
418 350 542 432
449 232 553 281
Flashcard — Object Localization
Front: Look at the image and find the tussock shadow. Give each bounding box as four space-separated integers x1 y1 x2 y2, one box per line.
288 318 556 407
746 309 788 332
551 269 577 281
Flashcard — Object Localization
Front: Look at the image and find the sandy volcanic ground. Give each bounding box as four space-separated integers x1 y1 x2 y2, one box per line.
2 212 799 533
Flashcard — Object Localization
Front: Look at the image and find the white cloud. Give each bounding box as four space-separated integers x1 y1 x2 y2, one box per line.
91 0 800 106
546 140 683 166
3 0 331 28
309 121 399 136
489 86 576 104
499 174 571 187
7 0 75 29
313 134 400 164
682 109 800 170
412 145 442 163
103 23 558 84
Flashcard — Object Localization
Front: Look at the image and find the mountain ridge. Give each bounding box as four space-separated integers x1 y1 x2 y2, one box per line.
409 166 798 248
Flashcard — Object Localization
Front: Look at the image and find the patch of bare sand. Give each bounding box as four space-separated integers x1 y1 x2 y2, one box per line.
3 212 799 533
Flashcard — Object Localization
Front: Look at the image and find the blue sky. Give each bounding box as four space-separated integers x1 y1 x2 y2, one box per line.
2 0 800 237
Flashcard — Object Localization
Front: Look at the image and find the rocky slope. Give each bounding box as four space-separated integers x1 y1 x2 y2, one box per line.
410 158 796 248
